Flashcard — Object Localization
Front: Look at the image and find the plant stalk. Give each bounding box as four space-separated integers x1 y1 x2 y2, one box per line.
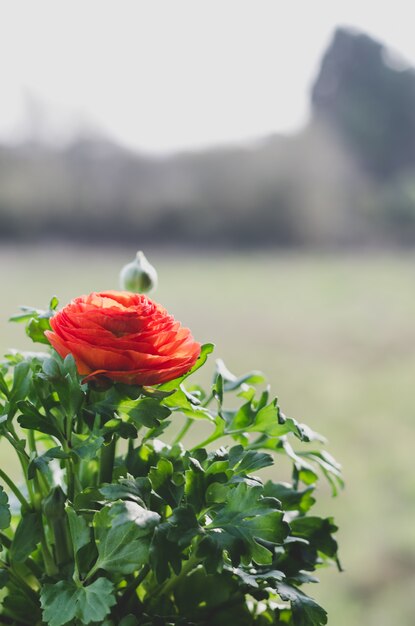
99 436 117 484
172 418 193 445
0 468 30 509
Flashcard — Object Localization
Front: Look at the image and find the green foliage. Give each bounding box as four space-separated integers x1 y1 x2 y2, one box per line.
40 578 116 626
0 306 341 626
92 501 160 575
10 296 58 345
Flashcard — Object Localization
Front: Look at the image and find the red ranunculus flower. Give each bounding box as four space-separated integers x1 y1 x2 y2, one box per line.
45 291 201 386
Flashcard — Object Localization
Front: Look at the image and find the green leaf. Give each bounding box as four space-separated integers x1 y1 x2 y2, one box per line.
162 385 214 421
229 446 274 475
26 316 53 344
174 567 250 623
0 370 9 398
263 481 316 514
4 577 42 624
207 482 289 565
66 506 91 556
11 299 58 345
282 440 319 485
125 397 171 428
297 451 344 496
41 578 116 626
0 486 11 530
0 568 8 588
72 432 105 460
10 511 42 561
231 565 285 590
49 295 59 311
149 458 184 508
289 517 338 559
8 361 32 418
277 582 327 626
245 400 303 438
99 476 151 507
17 400 63 440
28 446 69 479
42 356 61 379
165 504 201 547
119 617 139 626
92 501 160 575
102 417 137 439
150 523 183 582
159 343 214 391
215 359 266 392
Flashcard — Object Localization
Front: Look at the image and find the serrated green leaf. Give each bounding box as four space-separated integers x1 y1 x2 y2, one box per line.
215 359 266 392
174 567 250 622
42 356 61 379
125 397 171 428
4 577 42 624
282 440 319 485
92 501 160 575
162 385 214 421
10 305 47 323
17 401 63 440
72 432 105 460
102 417 137 439
229 446 274 475
290 517 338 559
99 476 150 507
41 578 116 626
232 565 285 590
159 343 214 391
8 361 31 418
150 523 183 582
263 481 316 514
207 482 289 565
297 451 344 496
66 506 91 556
0 486 11 530
205 482 229 504
28 446 69 479
165 504 201 547
277 582 327 626
26 316 52 344
10 511 42 561
149 458 184 507
0 370 9 398
0 568 8 588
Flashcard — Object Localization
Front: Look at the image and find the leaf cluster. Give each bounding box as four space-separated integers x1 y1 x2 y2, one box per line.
0 305 343 626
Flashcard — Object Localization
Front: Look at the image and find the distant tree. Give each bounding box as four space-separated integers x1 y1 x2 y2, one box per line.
311 28 415 179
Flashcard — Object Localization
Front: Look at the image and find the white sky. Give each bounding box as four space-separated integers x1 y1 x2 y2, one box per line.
0 0 414 153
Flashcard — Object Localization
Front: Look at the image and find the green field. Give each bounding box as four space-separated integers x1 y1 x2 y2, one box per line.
1 245 415 625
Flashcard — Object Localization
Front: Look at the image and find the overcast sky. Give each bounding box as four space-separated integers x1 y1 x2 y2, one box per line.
1 0 414 153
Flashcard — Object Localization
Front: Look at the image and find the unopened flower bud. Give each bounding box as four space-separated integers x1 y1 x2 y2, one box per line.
119 251 158 294
43 486 66 520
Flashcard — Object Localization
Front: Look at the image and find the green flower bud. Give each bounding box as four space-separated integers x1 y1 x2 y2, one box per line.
43 486 66 520
119 251 158 294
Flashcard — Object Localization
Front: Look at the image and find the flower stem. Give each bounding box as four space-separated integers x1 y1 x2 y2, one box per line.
189 430 222 452
202 392 214 407
0 468 30 509
149 550 200 603
172 418 193 445
0 560 40 602
121 564 150 604
99 436 116 484
39 525 58 577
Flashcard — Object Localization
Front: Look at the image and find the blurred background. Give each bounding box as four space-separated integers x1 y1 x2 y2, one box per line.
1 1 415 624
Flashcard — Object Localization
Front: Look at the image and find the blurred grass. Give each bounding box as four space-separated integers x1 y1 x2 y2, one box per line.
1 244 415 625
